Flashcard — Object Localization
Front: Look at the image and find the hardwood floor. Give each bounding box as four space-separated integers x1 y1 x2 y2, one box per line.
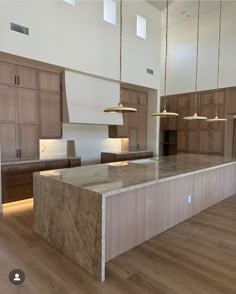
1 195 236 294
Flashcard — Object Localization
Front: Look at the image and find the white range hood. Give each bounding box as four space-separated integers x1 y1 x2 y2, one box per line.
63 71 123 125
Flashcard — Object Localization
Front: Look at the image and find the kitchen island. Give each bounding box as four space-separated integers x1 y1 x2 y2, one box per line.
33 154 236 281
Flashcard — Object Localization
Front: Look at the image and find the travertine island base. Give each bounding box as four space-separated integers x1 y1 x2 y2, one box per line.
33 154 236 281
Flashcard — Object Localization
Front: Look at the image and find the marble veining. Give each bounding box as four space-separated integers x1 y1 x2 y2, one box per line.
37 154 236 196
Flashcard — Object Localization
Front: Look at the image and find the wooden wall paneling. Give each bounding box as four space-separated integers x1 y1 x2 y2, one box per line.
178 94 189 108
129 127 138 150
138 91 148 105
199 104 213 130
39 71 61 93
120 88 129 104
177 131 187 152
0 85 17 123
0 61 16 86
199 130 210 154
177 108 188 130
167 96 178 108
138 104 147 150
226 88 236 114
0 124 19 161
187 131 199 153
17 66 38 89
188 106 200 130
17 88 39 124
39 91 62 139
210 130 224 155
19 125 39 159
200 91 214 105
189 93 200 107
233 120 236 158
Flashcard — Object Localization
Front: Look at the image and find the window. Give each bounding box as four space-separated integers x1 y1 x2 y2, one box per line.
103 0 117 25
136 15 147 39
64 0 76 6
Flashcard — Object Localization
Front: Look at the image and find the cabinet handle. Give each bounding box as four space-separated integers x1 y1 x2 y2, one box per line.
19 149 22 158
14 75 17 85
18 76 20 85
16 149 19 158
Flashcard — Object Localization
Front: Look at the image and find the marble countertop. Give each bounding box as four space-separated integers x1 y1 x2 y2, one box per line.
37 154 236 196
2 155 81 166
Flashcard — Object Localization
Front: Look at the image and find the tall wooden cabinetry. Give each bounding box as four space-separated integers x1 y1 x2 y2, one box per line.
160 89 227 156
109 88 148 151
0 61 62 162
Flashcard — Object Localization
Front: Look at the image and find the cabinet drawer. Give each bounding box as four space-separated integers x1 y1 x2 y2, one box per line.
44 159 69 170
3 162 45 175
5 173 32 187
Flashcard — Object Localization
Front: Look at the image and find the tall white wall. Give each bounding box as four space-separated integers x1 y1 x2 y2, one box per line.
0 0 161 163
161 1 236 95
0 0 161 90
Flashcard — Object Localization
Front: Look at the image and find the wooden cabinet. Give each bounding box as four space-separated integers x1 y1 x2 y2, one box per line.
161 88 227 156
101 151 153 164
17 66 38 89
0 124 18 161
0 62 16 86
19 125 39 159
226 88 236 114
17 88 39 124
39 91 62 138
2 157 81 203
109 88 148 151
39 71 61 92
0 60 62 161
0 85 17 123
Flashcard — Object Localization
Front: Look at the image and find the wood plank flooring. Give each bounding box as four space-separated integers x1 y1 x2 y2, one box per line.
0 195 236 294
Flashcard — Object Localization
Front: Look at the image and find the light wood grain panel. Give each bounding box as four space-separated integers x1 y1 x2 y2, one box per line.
17 65 38 89
0 85 17 123
0 61 16 85
106 163 236 262
0 124 18 161
39 91 61 138
19 125 39 159
17 88 39 124
39 71 61 92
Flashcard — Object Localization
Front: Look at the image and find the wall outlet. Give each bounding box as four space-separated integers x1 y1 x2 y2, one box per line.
187 195 192 204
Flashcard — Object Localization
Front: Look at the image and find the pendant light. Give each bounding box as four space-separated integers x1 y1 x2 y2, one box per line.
207 0 227 123
183 0 207 121
152 0 179 118
104 0 137 113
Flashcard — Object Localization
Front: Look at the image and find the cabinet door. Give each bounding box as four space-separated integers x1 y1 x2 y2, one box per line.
129 128 138 151
177 108 188 130
137 104 147 150
19 125 39 159
226 88 236 114
210 130 224 155
177 131 187 152
187 131 199 153
17 66 38 89
0 85 17 123
0 124 18 161
117 113 129 137
199 105 213 130
0 62 16 86
199 130 210 154
39 92 62 138
18 88 39 124
39 71 61 92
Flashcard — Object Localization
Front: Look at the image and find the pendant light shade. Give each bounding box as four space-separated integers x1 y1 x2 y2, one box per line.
152 109 178 118
104 102 137 113
183 0 207 121
183 112 207 121
104 0 137 114
152 0 178 118
206 115 227 122
207 0 227 123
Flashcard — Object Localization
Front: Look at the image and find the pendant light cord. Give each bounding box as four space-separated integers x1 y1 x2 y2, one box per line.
163 0 169 110
194 0 200 111
119 0 123 105
215 0 223 116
